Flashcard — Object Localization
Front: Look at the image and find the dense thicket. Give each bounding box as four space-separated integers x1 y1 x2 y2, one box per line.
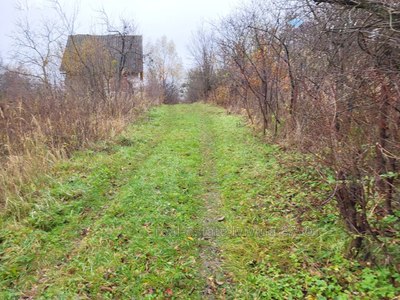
187 0 400 263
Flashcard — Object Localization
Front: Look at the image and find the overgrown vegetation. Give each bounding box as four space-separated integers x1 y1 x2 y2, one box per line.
0 79 150 217
0 0 399 297
1 104 397 298
0 3 153 217
186 0 400 265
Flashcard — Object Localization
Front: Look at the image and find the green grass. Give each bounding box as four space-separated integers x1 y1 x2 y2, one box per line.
0 103 398 299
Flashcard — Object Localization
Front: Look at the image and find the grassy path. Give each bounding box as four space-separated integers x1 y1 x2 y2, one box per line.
198 109 231 298
0 104 398 299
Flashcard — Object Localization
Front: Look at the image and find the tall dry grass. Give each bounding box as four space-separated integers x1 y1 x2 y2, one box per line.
0 88 151 219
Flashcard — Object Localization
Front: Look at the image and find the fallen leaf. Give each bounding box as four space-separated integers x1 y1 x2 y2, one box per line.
100 286 114 292
165 288 173 296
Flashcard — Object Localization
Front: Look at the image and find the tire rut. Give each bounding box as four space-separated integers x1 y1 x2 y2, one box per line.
199 119 232 299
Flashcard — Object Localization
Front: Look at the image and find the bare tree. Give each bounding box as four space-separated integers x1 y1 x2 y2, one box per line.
187 26 217 101
196 0 399 261
146 36 183 104
11 16 63 90
98 10 141 92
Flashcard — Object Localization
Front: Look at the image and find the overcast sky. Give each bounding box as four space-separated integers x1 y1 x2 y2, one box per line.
0 0 244 68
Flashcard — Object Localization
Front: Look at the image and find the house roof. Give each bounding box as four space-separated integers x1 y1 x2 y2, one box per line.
60 34 143 74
